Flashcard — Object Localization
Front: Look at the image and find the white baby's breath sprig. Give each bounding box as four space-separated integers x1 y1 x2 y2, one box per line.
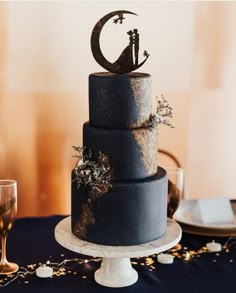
155 95 174 127
143 95 174 129
72 147 112 196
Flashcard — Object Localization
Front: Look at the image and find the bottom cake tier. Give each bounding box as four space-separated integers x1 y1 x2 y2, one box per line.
71 167 167 246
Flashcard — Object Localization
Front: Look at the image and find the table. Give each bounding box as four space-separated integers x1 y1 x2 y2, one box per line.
2 215 236 292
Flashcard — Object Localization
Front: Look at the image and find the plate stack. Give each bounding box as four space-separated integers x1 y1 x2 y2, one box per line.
173 200 236 237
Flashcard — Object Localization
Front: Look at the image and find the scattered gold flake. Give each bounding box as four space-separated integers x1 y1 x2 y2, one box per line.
27 264 36 270
82 276 87 279
54 271 66 277
170 244 182 251
74 203 95 239
172 252 179 257
130 75 152 128
60 254 64 257
132 127 157 175
145 257 154 266
24 281 29 284
184 252 191 261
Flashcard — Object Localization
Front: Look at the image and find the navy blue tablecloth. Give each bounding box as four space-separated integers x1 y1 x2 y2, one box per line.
2 215 236 292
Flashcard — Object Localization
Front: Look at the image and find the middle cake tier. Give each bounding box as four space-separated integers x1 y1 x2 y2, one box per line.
83 122 158 180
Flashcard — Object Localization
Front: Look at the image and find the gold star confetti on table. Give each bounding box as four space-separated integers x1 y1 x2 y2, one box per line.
1 237 236 288
145 257 155 266
27 264 36 270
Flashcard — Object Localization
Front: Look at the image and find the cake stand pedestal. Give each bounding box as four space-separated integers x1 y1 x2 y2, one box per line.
55 217 181 288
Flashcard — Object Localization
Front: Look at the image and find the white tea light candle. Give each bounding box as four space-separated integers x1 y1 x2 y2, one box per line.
206 240 222 252
36 266 53 278
157 253 174 264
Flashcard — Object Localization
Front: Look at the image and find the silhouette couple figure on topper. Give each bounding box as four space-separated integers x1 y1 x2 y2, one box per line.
112 28 149 73
127 29 139 66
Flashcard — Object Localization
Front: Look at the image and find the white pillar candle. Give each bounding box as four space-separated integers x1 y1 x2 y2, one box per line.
36 266 53 278
206 240 222 252
157 253 174 264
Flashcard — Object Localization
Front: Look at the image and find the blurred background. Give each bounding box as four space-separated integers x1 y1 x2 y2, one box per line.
0 1 236 217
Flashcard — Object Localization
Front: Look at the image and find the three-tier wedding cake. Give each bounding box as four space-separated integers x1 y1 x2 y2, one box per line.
71 10 168 246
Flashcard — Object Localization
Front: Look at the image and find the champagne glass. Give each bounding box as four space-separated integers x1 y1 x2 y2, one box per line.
0 180 19 274
165 167 184 218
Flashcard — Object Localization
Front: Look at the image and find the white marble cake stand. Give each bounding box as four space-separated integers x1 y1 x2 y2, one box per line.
55 216 181 288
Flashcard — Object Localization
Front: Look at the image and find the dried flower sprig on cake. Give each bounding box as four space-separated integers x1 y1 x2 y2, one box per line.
143 95 174 129
72 146 112 197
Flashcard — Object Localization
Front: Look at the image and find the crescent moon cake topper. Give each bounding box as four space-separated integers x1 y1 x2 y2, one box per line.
91 10 150 74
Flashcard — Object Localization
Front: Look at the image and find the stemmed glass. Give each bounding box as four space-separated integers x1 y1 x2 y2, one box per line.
0 180 19 274
165 167 184 219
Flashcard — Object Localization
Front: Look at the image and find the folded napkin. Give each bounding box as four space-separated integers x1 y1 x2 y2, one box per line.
192 197 234 224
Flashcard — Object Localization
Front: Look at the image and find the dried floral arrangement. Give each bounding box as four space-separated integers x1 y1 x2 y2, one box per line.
72 146 112 197
143 95 174 129
72 146 112 239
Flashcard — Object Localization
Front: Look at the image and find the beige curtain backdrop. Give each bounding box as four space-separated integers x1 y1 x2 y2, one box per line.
0 1 236 217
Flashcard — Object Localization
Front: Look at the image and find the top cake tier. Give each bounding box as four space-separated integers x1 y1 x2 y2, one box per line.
89 72 152 128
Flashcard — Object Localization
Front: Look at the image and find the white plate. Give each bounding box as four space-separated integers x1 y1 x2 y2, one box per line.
173 200 236 230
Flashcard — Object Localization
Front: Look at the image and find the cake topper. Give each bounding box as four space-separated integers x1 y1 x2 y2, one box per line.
91 10 149 74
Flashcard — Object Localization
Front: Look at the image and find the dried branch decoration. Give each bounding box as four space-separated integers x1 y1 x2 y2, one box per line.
143 95 174 129
72 146 112 197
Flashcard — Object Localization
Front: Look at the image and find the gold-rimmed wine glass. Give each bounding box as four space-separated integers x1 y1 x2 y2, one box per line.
0 180 19 275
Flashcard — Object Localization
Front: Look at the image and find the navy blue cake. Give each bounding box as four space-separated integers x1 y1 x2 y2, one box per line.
71 72 168 246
